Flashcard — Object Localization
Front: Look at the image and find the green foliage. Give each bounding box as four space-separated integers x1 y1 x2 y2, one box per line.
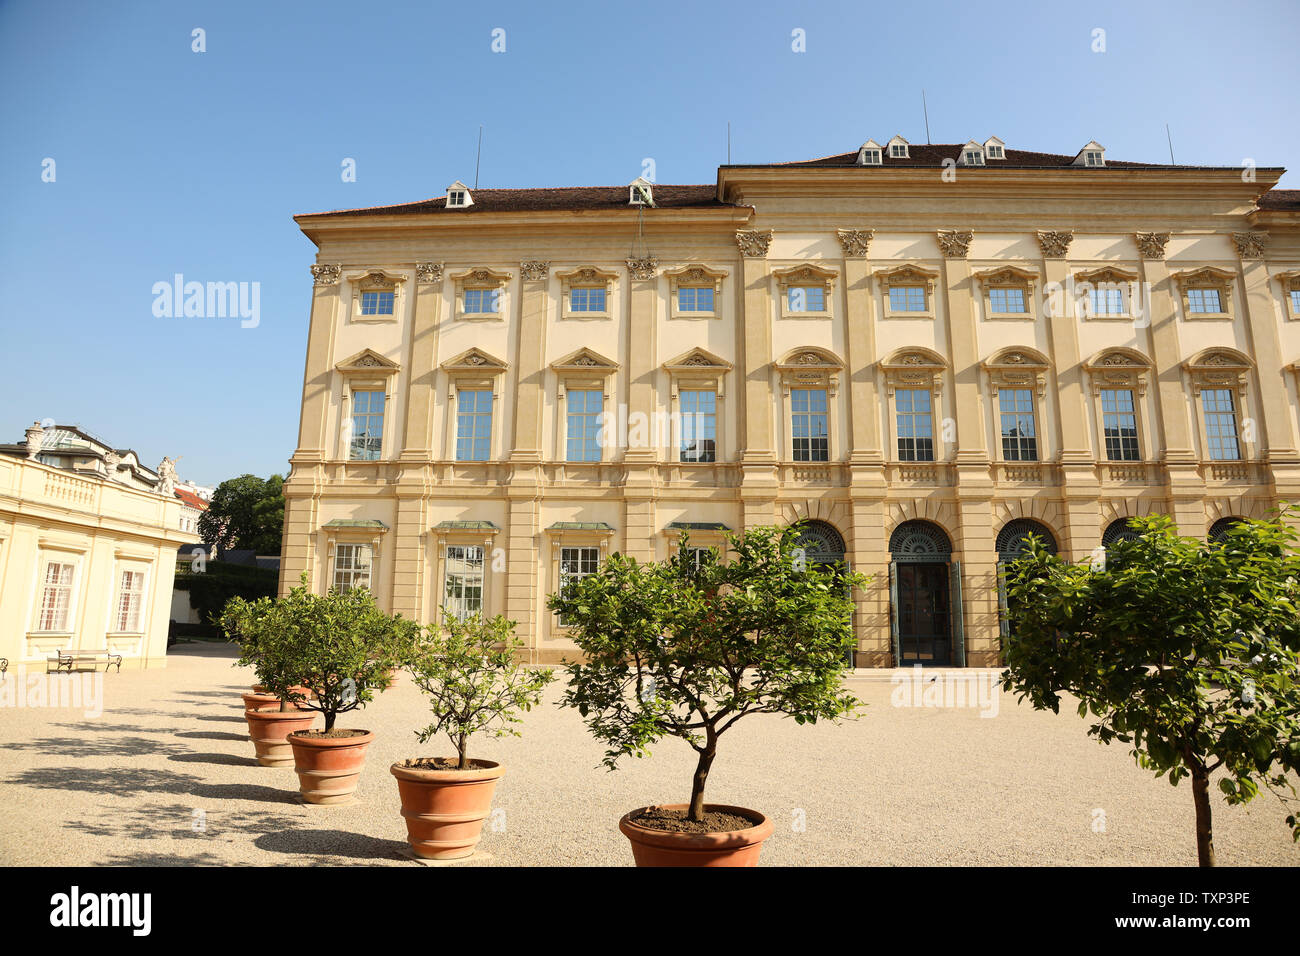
407 612 554 770
219 574 418 730
549 525 867 820
178 560 278 633
1002 511 1300 863
199 473 285 555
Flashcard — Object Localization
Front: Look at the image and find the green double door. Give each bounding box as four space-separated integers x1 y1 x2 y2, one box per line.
891 560 964 666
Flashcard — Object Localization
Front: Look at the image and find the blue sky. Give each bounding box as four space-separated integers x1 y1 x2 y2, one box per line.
2 0 1297 486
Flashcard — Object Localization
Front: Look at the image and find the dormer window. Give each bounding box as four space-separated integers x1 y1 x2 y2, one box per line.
629 177 653 206
857 141 883 166
446 181 474 208
887 136 910 159
984 137 1005 160
958 143 986 166
1073 142 1106 167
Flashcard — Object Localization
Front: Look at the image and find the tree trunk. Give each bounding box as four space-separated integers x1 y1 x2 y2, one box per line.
687 738 717 822
1191 768 1216 867
458 734 469 771
323 711 335 732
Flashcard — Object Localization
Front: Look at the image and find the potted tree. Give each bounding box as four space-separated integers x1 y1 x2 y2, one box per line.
392 612 553 859
220 596 317 765
1002 513 1300 866
270 577 418 805
550 526 867 866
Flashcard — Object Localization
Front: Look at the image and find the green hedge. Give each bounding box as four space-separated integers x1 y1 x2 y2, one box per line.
176 561 279 630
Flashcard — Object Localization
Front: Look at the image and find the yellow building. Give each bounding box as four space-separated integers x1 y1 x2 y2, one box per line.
282 139 1300 666
0 423 198 670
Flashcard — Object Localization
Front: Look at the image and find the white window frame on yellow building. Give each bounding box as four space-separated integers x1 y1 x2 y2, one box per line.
1275 270 1300 320
551 348 619 464
775 348 843 462
439 348 508 462
879 348 947 463
974 266 1038 320
661 521 731 565
876 264 939 319
663 348 732 464
430 520 499 627
773 264 837 319
335 349 400 462
452 267 512 321
1072 265 1140 321
666 264 726 320
107 550 152 637
1183 348 1255 463
1083 348 1153 462
346 269 406 324
557 266 618 320
1173 266 1235 321
323 520 387 595
983 348 1051 464
30 538 88 640
546 522 614 635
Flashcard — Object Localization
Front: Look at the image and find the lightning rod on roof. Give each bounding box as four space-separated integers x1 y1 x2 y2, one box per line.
727 121 731 165
1165 123 1175 165
922 90 931 145
474 125 483 189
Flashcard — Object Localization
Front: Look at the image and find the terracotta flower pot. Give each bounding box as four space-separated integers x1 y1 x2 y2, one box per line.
390 759 504 860
241 691 281 714
618 804 774 867
288 730 375 805
245 709 318 766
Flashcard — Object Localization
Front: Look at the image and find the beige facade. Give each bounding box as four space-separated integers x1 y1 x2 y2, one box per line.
282 142 1300 666
0 451 197 670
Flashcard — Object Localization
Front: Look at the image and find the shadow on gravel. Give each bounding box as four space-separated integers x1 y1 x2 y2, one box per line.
65 800 305 842
7 766 199 795
194 714 247 724
5 735 185 758
175 730 247 742
254 828 408 862
190 781 302 803
168 752 254 767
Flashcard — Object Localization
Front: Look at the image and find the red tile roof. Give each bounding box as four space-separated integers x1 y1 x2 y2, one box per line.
1259 189 1300 210
747 143 1239 170
298 184 726 219
175 488 208 510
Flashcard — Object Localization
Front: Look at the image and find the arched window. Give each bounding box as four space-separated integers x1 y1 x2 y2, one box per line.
1209 516 1244 543
1102 518 1142 547
996 519 1058 561
889 520 952 561
793 520 845 562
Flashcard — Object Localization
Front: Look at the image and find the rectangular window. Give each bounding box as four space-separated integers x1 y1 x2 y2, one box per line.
37 561 75 631
1202 389 1241 460
464 288 500 314
677 286 715 312
683 546 713 573
889 286 926 312
1100 389 1140 461
987 145 1004 159
989 288 1027 313
787 286 826 313
999 388 1038 461
964 150 985 165
349 390 385 460
679 390 717 463
896 389 935 462
455 390 493 461
359 290 395 315
1290 290 1300 313
791 388 829 462
332 543 373 592
890 144 907 158
566 389 604 462
558 546 599 625
861 149 881 164
444 545 485 620
1186 288 1222 314
114 569 146 632
569 287 607 313
1089 287 1125 315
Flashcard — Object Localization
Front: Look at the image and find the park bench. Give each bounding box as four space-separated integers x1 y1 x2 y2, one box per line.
46 649 123 673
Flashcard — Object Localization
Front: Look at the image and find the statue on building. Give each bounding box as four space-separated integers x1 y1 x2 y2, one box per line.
156 456 177 496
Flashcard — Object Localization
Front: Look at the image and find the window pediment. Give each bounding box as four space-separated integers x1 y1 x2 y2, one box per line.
664 348 732 397
345 270 406 322
975 266 1038 318
775 348 843 396
773 263 837 292
1173 267 1234 318
983 348 1049 397
879 348 946 396
1184 348 1251 394
335 349 400 376
1074 265 1138 285
876 264 938 293
1084 348 1151 396
551 347 618 396
557 266 618 319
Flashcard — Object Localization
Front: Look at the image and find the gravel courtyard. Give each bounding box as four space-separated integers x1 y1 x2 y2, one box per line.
1 642 1296 867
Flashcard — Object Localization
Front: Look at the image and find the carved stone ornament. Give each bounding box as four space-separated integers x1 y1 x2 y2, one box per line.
735 230 774 258
1036 230 1074 259
937 230 973 259
682 355 713 367
836 229 874 258
520 260 550 281
1134 232 1170 260
794 351 824 365
311 263 342 285
416 262 444 283
626 256 658 280
355 355 385 367
463 354 488 366
1231 232 1268 260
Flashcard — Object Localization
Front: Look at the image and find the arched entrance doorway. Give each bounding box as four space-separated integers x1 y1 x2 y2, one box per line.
1102 517 1142 547
1209 516 1244 543
791 520 852 665
995 519 1058 646
889 520 961 666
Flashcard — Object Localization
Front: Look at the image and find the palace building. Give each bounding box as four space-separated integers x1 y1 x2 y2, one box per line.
282 138 1300 666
